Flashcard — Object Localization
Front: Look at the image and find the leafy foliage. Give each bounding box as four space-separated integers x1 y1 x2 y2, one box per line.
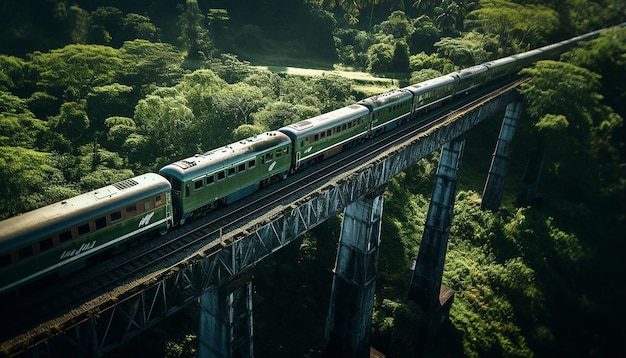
434 31 495 66
0 146 70 218
177 0 213 61
465 0 560 53
29 44 124 101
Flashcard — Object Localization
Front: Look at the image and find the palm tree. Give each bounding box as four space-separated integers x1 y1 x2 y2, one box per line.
434 0 459 34
412 0 441 17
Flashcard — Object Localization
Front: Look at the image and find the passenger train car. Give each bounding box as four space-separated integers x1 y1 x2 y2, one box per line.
1 23 622 295
159 131 292 225
279 104 370 170
0 174 172 294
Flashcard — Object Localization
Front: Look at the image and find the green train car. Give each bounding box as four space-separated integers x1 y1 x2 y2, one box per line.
358 89 413 134
278 104 371 170
0 173 172 295
403 76 456 116
159 131 292 225
451 65 490 94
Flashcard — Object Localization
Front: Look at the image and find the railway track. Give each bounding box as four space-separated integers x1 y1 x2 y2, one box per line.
0 77 522 347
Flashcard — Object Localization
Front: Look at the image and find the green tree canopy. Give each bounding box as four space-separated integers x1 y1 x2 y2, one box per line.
434 31 495 66
87 83 135 134
48 100 89 151
134 94 197 166
177 0 213 61
0 112 46 149
29 44 123 101
375 11 413 40
465 0 559 53
520 60 605 141
0 146 69 218
119 40 186 90
562 27 626 121
0 55 28 91
519 60 623 201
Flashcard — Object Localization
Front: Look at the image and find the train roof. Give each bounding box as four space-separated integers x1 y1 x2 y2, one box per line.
159 131 291 180
278 104 370 138
357 89 413 110
0 173 171 250
510 49 542 61
451 64 489 79
403 75 456 94
482 57 516 68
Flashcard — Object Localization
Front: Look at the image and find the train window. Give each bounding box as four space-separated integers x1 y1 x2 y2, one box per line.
228 168 235 177
59 230 73 243
326 130 332 137
300 140 305 148
238 163 246 172
194 180 203 190
155 195 163 205
19 246 34 260
144 200 152 211
336 126 341 133
248 159 256 169
217 171 226 181
348 122 352 129
0 254 11 268
78 223 90 237
266 153 273 161
275 149 282 158
40 237 54 251
314 134 319 142
342 124 347 131
206 175 215 185
126 205 137 215
320 131 325 139
111 211 122 223
185 184 190 197
96 216 107 230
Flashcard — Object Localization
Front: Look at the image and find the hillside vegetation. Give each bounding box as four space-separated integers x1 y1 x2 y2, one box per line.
1 1 625 357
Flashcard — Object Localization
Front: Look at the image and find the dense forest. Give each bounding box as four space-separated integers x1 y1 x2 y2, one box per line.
1 0 625 357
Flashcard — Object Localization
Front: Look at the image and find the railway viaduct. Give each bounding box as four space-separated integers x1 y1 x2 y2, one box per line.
1 81 524 357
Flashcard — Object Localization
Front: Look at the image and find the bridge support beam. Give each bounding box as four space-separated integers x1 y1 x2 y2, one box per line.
482 102 522 211
324 191 384 358
198 280 254 358
409 138 464 324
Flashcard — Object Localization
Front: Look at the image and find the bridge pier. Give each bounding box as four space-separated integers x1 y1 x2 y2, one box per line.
198 279 254 358
409 138 464 333
482 102 522 211
324 191 384 358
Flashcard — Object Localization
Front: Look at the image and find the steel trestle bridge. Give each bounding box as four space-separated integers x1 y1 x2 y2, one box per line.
2 79 523 357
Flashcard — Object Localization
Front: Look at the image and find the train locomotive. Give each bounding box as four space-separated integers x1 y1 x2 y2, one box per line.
0 24 620 295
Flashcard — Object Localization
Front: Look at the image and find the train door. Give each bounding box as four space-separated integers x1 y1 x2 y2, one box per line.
296 151 301 170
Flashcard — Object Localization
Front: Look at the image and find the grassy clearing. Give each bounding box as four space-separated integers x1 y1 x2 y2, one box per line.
251 64 399 97
236 40 402 97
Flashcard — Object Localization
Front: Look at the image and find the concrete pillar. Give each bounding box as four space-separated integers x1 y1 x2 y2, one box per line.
409 138 464 312
198 281 254 358
324 192 384 358
481 102 522 211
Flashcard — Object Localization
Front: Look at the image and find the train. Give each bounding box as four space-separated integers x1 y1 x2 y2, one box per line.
0 23 620 295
